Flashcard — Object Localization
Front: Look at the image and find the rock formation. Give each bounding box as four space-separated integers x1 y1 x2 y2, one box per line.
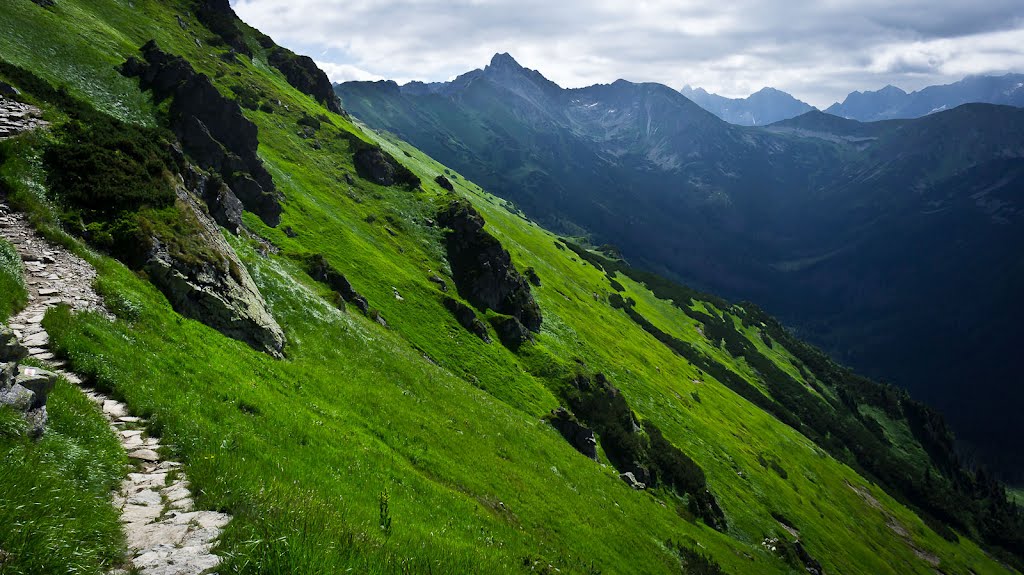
434 174 454 191
437 201 542 346
143 184 285 357
267 46 344 114
121 41 282 226
548 407 598 460
0 96 48 139
352 144 420 189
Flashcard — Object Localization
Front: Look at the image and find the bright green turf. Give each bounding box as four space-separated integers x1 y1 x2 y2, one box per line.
0 379 128 574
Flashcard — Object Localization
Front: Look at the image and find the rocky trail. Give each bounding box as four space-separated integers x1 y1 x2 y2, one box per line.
1 113 231 572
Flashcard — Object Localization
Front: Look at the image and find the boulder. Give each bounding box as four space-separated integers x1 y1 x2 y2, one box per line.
442 297 490 342
0 364 56 439
619 472 646 490
349 139 420 189
353 147 397 186
0 326 28 362
144 184 285 357
434 174 454 191
437 201 542 332
15 365 57 409
121 42 282 226
490 315 530 350
525 267 541 287
0 382 35 411
548 407 598 460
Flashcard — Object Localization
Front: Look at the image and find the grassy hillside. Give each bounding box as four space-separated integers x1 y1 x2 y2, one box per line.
0 1 1018 573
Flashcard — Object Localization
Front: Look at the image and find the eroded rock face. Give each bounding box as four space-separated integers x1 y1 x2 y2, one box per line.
184 166 243 234
442 296 490 342
144 185 285 358
437 201 542 333
121 42 282 226
267 47 344 114
548 407 598 460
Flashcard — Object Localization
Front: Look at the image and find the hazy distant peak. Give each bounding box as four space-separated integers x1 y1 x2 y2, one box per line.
679 85 815 125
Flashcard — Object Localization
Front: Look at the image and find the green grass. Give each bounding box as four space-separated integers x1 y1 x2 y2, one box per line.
0 1 1017 574
0 238 27 321
0 379 128 574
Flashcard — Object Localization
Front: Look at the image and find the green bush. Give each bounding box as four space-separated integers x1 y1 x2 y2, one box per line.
0 238 27 321
44 117 176 218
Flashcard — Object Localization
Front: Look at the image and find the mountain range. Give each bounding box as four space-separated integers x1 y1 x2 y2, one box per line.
681 74 1024 125
825 74 1024 121
337 54 1024 479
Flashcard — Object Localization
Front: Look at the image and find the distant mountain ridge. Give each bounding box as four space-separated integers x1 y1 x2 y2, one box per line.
825 74 1024 121
680 85 816 125
681 74 1024 125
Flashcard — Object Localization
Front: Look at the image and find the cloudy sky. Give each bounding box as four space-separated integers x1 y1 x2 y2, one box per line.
231 0 1024 108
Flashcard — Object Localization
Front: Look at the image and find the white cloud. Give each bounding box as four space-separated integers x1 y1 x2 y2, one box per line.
315 61 385 84
231 0 1024 108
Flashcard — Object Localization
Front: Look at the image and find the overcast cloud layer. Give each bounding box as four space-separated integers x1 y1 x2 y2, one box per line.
232 0 1024 108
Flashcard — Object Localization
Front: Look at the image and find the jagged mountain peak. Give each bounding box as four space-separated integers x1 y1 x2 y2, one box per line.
487 51 522 70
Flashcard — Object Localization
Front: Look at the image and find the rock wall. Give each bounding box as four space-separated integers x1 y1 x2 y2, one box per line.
437 201 542 343
121 41 282 226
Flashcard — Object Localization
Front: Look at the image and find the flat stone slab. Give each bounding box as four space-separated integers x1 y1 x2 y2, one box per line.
103 400 128 418
128 449 160 462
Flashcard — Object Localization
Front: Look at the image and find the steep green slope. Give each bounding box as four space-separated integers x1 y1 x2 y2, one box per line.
0 1 1019 574
337 60 1024 480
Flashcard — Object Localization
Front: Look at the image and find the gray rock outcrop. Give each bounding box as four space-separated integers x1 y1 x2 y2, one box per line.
490 314 531 350
144 185 285 357
0 97 48 140
303 253 370 314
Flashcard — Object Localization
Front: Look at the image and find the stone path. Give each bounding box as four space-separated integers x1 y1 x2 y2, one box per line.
0 201 230 575
0 96 48 139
